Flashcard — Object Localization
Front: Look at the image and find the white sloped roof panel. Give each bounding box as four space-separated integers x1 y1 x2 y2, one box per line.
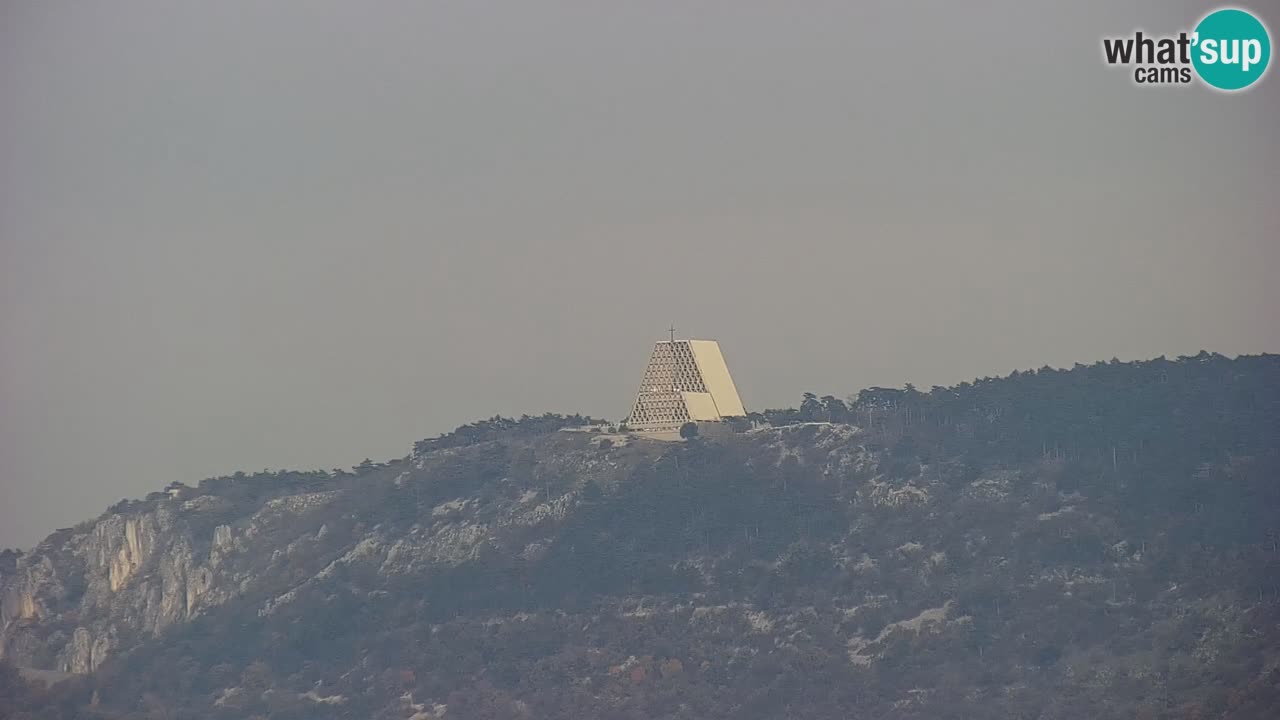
688 340 746 417
680 391 722 422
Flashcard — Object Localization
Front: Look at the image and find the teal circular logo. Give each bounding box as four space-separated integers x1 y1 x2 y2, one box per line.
1192 8 1271 91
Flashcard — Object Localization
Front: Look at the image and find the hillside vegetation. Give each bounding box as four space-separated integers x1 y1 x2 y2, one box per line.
2 352 1278 719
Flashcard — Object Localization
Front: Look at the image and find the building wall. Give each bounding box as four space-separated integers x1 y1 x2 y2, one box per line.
681 391 721 421
627 339 746 431
688 340 746 417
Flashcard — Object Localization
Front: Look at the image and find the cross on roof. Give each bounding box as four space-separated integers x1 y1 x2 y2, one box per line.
668 325 676 343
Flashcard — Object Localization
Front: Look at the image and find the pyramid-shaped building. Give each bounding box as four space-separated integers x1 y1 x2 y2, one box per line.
626 338 746 432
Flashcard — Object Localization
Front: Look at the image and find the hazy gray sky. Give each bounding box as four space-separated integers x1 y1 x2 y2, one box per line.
2 1 1278 548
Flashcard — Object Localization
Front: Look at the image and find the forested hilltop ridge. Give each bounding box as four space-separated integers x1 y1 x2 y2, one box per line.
2 352 1278 719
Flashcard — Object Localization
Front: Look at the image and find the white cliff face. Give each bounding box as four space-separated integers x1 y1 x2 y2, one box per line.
1 578 41 626
0 435 661 675
1 553 58 626
59 626 116 674
0 485 351 673
102 516 151 592
0 508 219 672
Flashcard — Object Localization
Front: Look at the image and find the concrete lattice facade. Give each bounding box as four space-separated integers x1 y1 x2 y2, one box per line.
627 339 746 432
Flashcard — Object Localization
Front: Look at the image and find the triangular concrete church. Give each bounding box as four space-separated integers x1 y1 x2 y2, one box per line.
626 334 746 432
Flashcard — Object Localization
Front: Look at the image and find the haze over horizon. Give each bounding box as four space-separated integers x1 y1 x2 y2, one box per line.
3 0 1278 548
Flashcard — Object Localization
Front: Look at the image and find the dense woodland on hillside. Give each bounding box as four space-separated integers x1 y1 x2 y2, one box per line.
2 352 1278 719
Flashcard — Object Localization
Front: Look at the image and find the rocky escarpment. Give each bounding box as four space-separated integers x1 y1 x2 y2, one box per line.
4 356 1280 719
2 423 879 683
2 494 288 672
0 423 867 677
0 429 652 675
